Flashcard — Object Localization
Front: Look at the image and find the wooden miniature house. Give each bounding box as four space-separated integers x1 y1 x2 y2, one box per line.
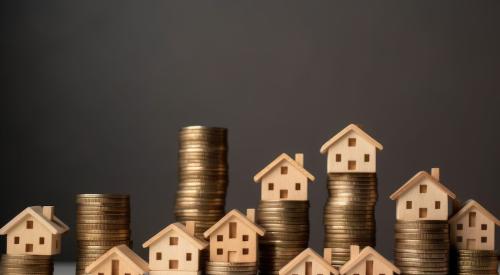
279 248 339 275
339 245 400 275
85 244 149 275
449 200 500 251
390 168 456 221
143 221 208 275
320 124 383 173
253 153 315 201
0 206 69 255
203 209 265 263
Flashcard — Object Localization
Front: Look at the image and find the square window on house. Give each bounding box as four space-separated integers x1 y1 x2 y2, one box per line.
419 185 427 193
156 252 162 260
348 161 356 171
295 183 301 191
229 222 237 239
348 138 356 147
217 235 223 242
14 237 20 244
25 244 33 252
169 260 178 269
169 237 178 245
481 237 487 243
364 154 370 162
281 166 288 175
242 248 249 255
39 237 44 245
335 154 341 162
457 224 463 230
406 201 412 209
217 248 223 255
481 224 487 230
26 220 33 229
242 235 249 242
280 190 288 199
456 236 463 242
419 208 427 218
268 183 274 191
435 201 441 209
186 253 192 261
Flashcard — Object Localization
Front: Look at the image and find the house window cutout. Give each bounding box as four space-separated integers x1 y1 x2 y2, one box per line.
25 244 33 252
469 212 476 227
481 237 487 243
456 236 463 242
217 235 223 242
457 224 463 230
336 154 341 162
435 201 441 209
125 273 131 275
229 222 237 239
406 201 412 209
169 260 178 269
419 185 427 194
217 248 223 255
295 183 301 191
155 252 162 260
481 224 487 230
98 273 104 275
186 253 192 261
170 237 178 245
305 261 312 275
268 183 274 191
39 237 44 245
364 154 370 162
348 161 356 170
242 235 249 241
14 237 20 244
280 190 288 199
26 220 33 229
419 208 427 218
348 138 356 147
242 248 249 255
281 166 288 175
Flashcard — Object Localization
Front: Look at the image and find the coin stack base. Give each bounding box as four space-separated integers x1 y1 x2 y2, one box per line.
323 173 377 267
0 254 53 275
257 200 309 275
205 262 258 275
452 249 499 275
394 220 450 275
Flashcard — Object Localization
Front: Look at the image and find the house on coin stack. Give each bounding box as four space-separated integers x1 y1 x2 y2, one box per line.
0 206 69 255
203 209 265 263
449 200 500 250
278 248 339 275
85 244 149 275
339 245 400 275
320 124 383 173
389 168 456 220
143 221 208 275
253 153 315 201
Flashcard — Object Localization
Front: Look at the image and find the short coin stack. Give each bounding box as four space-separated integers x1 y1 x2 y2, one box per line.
206 261 258 275
453 249 498 275
394 220 450 275
0 254 53 275
76 194 131 275
323 173 377 267
257 200 309 275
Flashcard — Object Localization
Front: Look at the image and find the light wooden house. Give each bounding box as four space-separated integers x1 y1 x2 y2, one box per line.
339 245 400 275
143 221 208 275
203 209 265 263
253 153 315 201
449 200 500 251
279 248 339 275
85 245 149 275
0 206 69 255
320 124 383 173
390 168 456 221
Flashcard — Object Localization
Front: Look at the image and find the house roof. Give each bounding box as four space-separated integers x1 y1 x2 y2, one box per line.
203 209 265 238
449 200 500 226
85 245 149 274
390 171 456 200
320 124 383 154
253 153 315 183
339 246 400 274
0 206 69 235
279 248 339 275
143 222 208 249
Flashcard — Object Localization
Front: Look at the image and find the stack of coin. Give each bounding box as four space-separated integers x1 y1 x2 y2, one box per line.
0 254 53 275
394 220 450 275
323 173 377 267
452 249 498 275
256 200 309 275
75 194 131 275
206 261 258 275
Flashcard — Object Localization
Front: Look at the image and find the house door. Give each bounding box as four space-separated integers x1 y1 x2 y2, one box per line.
112 260 119 275
228 251 237 263
466 239 476 249
366 260 373 275
305 261 312 275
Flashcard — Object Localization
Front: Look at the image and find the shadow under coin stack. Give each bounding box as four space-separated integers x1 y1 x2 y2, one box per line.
452 250 499 275
394 220 450 275
75 194 131 275
257 201 309 275
0 255 53 275
323 173 377 267
206 262 259 275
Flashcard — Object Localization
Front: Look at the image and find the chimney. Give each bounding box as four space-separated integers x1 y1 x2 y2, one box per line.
431 168 440 181
323 248 332 264
246 209 256 223
42 206 54 221
185 221 196 236
295 153 304 167
350 245 360 260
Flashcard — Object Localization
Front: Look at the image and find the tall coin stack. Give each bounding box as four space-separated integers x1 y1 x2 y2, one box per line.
323 173 377 267
452 249 499 275
205 262 258 275
75 194 131 275
0 255 53 275
257 201 309 275
394 220 450 275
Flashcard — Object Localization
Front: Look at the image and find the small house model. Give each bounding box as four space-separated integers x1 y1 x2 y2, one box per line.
449 200 499 251
253 153 315 201
339 245 400 275
203 209 265 263
0 206 69 255
143 221 208 275
85 244 149 275
390 168 456 221
320 124 383 173
279 248 339 275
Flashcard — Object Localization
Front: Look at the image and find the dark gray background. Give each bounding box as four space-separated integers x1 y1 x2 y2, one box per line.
2 1 499 262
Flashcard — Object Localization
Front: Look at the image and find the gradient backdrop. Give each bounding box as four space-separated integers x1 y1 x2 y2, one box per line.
2 1 500 262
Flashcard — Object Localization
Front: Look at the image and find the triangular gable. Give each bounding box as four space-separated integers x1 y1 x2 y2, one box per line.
0 206 69 235
340 247 400 274
143 222 208 249
320 124 383 154
449 200 500 226
203 209 265 238
279 248 339 275
254 153 315 183
390 171 456 200
85 245 149 274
